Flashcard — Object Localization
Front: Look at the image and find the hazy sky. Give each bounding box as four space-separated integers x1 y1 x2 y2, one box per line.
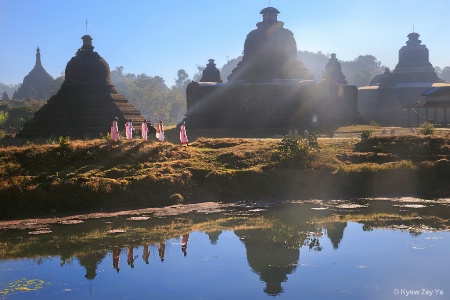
1 0 449 86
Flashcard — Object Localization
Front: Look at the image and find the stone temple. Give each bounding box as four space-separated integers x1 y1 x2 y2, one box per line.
18 35 143 138
186 7 358 130
13 47 55 100
358 32 450 126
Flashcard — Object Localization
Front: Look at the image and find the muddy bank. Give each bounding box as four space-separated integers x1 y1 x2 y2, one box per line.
0 202 234 230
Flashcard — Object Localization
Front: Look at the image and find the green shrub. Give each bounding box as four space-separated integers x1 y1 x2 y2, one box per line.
100 132 111 141
419 121 435 135
58 136 70 149
272 136 315 167
360 130 372 142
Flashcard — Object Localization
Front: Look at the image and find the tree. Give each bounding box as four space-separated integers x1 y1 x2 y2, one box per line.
220 56 242 82
353 70 373 87
175 69 190 91
193 65 205 82
0 111 7 125
1 99 45 134
47 72 65 97
341 54 384 86
440 66 450 82
297 51 329 80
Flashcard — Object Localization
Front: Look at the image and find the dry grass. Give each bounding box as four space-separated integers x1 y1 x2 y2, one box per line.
1 131 450 219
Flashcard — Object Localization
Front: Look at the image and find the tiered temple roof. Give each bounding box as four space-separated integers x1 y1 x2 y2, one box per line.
18 35 144 138
369 32 444 86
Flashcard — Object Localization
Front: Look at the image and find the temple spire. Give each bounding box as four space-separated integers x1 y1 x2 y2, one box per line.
36 47 42 67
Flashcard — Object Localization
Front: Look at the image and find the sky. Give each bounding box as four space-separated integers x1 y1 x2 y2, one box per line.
1 0 450 87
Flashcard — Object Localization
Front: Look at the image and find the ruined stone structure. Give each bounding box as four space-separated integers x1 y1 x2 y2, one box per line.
359 32 449 126
186 8 358 130
12 47 55 100
18 35 143 138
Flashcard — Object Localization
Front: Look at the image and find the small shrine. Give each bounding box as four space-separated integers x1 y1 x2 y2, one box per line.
200 59 223 83
323 53 347 84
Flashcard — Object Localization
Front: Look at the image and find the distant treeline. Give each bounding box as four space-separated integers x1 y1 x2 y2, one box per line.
2 50 450 136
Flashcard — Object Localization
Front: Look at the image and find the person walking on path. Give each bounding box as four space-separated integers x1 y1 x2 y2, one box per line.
111 117 120 141
180 122 188 146
141 119 149 140
125 119 134 140
156 119 165 142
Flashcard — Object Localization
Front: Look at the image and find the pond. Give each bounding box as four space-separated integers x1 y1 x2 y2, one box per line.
1 198 449 299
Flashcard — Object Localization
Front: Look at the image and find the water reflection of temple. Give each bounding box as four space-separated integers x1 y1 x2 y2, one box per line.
324 222 347 249
234 229 301 296
3 199 450 297
77 249 107 280
206 230 222 245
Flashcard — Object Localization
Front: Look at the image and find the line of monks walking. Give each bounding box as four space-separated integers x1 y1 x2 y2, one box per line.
110 117 188 146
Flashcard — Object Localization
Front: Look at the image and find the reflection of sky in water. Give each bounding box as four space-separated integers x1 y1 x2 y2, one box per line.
1 198 450 299
1 223 449 299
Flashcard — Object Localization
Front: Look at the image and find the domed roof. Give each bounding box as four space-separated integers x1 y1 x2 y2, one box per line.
228 7 312 82
64 35 113 86
260 7 280 14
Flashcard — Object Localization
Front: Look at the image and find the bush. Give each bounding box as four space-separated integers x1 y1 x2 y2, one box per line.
100 132 111 141
419 121 435 135
272 136 315 167
58 136 70 149
360 130 372 142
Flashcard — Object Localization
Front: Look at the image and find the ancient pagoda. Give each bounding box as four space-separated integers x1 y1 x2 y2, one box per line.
12 47 55 100
18 35 144 138
359 32 449 126
227 7 312 82
186 7 358 129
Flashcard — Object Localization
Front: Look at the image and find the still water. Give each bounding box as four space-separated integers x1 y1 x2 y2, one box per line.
1 199 449 299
